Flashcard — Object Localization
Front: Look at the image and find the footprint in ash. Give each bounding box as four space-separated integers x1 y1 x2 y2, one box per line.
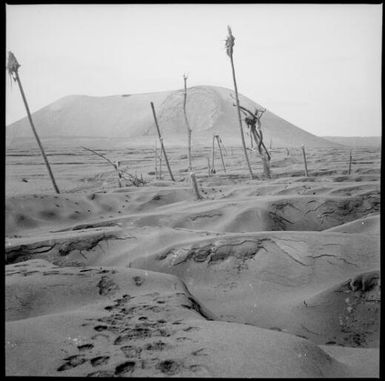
114 361 136 376
157 359 181 376
57 354 87 372
90 356 110 367
77 343 94 352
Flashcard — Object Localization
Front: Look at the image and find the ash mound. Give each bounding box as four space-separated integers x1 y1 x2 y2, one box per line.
7 86 337 147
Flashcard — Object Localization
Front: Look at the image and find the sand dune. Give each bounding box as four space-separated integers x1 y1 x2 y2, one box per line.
291 270 380 347
5 139 380 377
7 86 338 148
325 214 380 234
129 230 379 338
5 259 369 378
6 182 379 237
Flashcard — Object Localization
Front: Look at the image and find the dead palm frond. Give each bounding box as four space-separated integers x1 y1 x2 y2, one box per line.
225 26 235 57
7 51 20 88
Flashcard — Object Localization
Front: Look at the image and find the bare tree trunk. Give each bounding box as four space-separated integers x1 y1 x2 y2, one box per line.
301 145 309 177
207 156 211 176
230 63 254 178
226 27 254 180
150 102 175 182
159 146 162 179
229 57 254 179
348 150 352 175
14 70 60 193
190 172 202 200
261 155 271 179
250 128 270 179
115 160 122 188
183 75 193 171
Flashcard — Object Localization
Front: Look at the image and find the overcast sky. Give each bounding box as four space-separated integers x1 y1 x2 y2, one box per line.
6 4 382 137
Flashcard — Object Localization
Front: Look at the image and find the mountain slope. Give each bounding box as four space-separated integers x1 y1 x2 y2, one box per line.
322 136 381 147
7 86 338 147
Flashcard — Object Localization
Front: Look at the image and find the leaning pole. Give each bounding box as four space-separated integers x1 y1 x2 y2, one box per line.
7 51 60 194
150 102 175 182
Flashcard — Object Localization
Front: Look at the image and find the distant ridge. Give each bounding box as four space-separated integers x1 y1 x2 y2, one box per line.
322 136 381 147
7 85 339 148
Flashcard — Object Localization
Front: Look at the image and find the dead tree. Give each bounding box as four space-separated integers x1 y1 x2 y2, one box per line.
190 172 202 200
301 145 309 177
183 74 202 198
236 102 271 179
225 26 254 179
7 51 60 194
183 74 193 171
150 102 175 182
115 160 122 188
249 130 254 149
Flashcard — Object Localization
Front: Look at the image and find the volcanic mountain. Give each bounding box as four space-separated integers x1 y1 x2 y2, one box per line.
7 85 337 147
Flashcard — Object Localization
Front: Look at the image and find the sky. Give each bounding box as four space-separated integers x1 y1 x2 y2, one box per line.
6 4 382 137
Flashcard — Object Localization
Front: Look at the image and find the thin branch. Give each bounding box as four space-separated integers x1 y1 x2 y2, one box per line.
80 146 117 169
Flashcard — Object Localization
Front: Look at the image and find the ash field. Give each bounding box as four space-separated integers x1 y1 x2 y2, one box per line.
5 86 381 377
